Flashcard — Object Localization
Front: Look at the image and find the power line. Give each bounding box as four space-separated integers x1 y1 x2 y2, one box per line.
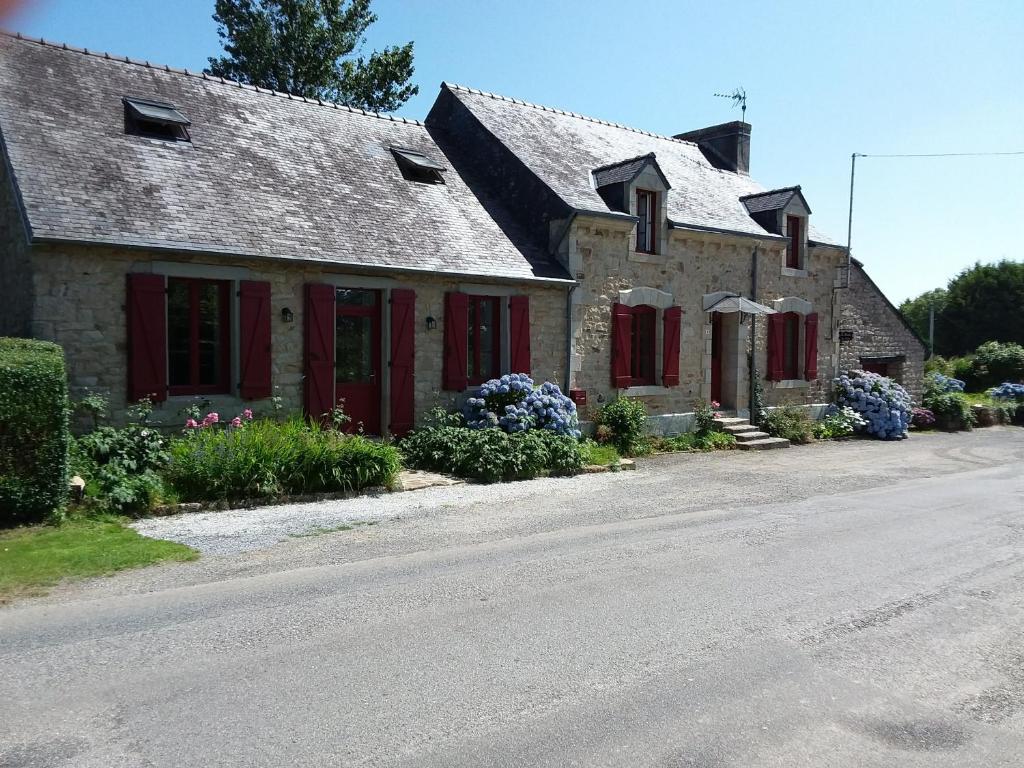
855 150 1024 158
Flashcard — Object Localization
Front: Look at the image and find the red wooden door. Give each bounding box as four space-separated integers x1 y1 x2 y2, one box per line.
335 288 382 434
711 312 723 403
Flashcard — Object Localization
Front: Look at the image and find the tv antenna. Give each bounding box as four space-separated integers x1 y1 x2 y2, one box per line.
714 87 747 122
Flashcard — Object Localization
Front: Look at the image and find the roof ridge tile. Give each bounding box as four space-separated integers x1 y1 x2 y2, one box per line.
0 30 423 126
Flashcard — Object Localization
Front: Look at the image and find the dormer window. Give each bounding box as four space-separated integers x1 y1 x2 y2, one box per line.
636 189 658 254
391 147 446 184
123 97 191 142
786 215 803 268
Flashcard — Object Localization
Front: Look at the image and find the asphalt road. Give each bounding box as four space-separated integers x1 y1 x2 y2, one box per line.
2 428 1024 767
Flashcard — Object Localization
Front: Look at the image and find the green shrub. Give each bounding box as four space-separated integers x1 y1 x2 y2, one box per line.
651 431 736 452
167 418 400 501
952 355 976 388
760 406 813 444
580 440 620 467
0 338 70 525
969 341 1024 390
922 375 976 430
925 356 954 377
400 419 584 482
594 397 649 456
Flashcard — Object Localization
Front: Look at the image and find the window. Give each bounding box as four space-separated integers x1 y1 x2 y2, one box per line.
786 215 802 268
782 311 801 379
390 146 446 184
630 305 657 385
467 295 500 384
167 278 230 395
124 97 191 142
636 189 658 253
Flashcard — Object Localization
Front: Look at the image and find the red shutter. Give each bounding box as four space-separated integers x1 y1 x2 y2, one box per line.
443 292 469 391
509 295 531 375
389 289 416 436
804 312 819 381
127 273 167 403
662 306 681 386
611 303 633 388
238 280 272 399
767 312 785 381
304 283 335 419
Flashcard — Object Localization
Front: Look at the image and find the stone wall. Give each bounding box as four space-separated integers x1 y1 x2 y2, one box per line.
27 243 568 427
838 262 926 398
0 156 33 337
564 215 848 425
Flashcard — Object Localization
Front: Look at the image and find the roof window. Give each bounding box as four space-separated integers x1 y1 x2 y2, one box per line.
124 97 191 142
390 146 446 184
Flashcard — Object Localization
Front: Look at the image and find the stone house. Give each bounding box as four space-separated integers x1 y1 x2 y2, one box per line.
0 34 924 433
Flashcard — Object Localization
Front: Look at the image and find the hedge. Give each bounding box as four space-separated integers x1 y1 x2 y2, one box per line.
0 338 70 525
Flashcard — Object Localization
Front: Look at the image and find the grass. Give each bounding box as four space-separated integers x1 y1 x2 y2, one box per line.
0 515 197 604
580 440 621 467
650 431 737 452
289 520 378 538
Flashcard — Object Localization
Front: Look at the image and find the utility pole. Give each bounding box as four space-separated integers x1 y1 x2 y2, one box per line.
928 303 935 359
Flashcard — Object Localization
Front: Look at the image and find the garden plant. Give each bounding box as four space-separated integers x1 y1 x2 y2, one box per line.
833 370 912 440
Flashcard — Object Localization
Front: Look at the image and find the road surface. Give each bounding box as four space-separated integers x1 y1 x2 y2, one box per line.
2 428 1023 767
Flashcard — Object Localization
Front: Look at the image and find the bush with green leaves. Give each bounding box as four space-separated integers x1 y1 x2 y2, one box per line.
653 431 736 452
760 406 814 444
969 341 1024 390
71 396 174 515
812 406 867 440
922 373 975 430
594 397 649 456
400 408 583 482
167 417 400 501
0 338 70 525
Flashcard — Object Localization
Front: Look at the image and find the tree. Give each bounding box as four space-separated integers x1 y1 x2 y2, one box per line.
938 260 1024 354
899 288 947 350
206 0 418 113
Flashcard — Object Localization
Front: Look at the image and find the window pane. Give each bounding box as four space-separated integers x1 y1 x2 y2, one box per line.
336 288 377 307
197 283 223 386
478 298 496 378
783 314 800 378
637 192 648 250
167 280 190 387
336 315 374 383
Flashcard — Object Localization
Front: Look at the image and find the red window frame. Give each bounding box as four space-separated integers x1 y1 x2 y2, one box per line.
167 277 232 396
467 295 501 385
636 189 658 254
783 311 801 380
630 304 657 386
786 215 802 269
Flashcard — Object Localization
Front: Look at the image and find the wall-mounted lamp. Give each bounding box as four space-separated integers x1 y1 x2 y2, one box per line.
281 307 294 323
425 316 437 331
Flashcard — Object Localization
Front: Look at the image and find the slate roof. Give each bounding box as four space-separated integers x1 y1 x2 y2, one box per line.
442 84 841 246
591 153 670 189
739 186 805 214
0 35 569 283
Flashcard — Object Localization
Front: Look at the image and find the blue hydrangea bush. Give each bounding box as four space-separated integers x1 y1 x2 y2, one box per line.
464 373 581 438
989 382 1024 400
930 373 966 393
833 370 912 440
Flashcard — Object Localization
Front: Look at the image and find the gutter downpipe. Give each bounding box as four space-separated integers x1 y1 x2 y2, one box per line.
749 244 759 423
554 210 581 393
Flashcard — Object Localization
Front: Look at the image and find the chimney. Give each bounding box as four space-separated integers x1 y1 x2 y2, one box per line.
674 121 751 175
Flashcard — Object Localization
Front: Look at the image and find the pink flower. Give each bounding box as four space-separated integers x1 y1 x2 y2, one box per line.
230 417 242 428
242 409 254 420
185 418 199 429
203 412 220 425
711 400 720 409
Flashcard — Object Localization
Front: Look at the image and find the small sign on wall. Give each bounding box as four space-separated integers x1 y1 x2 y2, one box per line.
569 389 587 407
839 329 854 342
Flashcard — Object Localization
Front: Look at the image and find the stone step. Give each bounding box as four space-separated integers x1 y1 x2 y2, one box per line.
736 437 791 451
733 430 771 442
713 417 748 427
723 423 759 435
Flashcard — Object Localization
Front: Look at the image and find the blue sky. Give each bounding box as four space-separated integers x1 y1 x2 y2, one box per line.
7 0 1023 303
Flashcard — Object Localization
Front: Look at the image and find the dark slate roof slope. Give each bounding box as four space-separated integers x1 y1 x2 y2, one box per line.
442 84 840 246
740 186 807 214
592 153 670 189
0 35 568 282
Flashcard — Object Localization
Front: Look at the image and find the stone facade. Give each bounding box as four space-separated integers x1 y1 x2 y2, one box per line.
558 213 849 426
0 158 33 337
19 241 567 428
839 262 927 398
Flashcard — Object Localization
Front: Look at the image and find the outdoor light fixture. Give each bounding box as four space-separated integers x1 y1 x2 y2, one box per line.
281 307 294 323
425 316 437 331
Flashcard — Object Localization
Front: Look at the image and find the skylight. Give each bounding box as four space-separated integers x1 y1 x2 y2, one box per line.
123 97 191 142
390 146 446 184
